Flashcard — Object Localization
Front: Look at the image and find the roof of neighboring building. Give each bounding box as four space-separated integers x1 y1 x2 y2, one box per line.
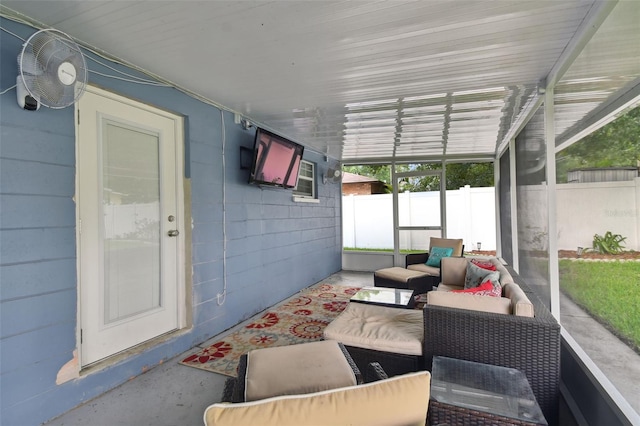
342 172 383 184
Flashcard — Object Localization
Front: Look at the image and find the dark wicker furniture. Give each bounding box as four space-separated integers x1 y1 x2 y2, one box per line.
429 356 547 425
344 345 424 379
374 267 435 293
363 361 389 382
429 402 545 426
404 253 441 290
423 269 560 425
405 245 465 291
405 252 434 268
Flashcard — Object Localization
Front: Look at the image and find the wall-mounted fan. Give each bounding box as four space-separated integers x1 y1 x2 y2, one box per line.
17 29 87 110
323 166 343 184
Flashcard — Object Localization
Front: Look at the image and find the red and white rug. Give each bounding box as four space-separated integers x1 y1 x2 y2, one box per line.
180 283 361 377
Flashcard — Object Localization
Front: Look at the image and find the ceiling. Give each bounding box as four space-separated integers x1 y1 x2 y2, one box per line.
2 1 639 163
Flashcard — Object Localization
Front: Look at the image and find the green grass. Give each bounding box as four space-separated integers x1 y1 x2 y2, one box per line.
559 260 640 352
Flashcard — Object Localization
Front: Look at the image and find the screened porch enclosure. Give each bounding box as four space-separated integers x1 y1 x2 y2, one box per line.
1 1 639 425
342 99 640 424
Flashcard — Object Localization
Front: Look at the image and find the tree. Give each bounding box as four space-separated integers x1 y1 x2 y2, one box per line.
343 165 391 184
445 163 494 189
344 162 494 191
556 105 640 183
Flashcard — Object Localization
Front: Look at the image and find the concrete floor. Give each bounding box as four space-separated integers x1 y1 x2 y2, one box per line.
45 271 371 426
45 270 638 425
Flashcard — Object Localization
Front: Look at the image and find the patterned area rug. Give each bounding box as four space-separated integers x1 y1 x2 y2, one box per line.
179 283 361 377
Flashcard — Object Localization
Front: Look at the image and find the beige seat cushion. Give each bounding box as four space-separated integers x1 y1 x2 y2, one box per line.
323 302 423 355
436 283 463 292
406 263 440 275
204 371 431 426
427 291 511 315
245 340 358 401
375 266 429 282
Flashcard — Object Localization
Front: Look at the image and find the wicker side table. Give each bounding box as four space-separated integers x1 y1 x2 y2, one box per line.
429 356 547 426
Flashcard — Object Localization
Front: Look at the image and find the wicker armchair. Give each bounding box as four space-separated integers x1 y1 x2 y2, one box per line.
405 237 464 289
222 357 389 403
423 271 560 425
211 363 431 426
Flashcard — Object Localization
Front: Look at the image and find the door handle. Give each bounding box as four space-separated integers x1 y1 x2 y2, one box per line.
167 230 179 237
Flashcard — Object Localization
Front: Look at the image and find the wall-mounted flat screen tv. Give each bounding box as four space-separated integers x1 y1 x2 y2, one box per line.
249 128 304 189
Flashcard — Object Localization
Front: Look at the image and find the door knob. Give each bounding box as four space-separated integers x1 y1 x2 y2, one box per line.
167 230 179 237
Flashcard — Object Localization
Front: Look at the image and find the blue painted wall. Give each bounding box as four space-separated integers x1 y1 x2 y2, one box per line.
0 18 341 425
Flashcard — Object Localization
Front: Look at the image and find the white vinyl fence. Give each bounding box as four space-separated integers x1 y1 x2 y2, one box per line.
343 186 496 251
343 179 640 252
104 202 159 240
530 179 640 251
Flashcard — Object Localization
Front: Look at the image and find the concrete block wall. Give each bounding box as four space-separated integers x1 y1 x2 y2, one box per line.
0 18 341 425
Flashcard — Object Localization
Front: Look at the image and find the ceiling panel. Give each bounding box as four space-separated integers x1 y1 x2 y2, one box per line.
2 1 637 163
554 0 640 145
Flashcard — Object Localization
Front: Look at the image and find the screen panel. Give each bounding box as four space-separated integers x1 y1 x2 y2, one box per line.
499 149 513 265
515 105 551 309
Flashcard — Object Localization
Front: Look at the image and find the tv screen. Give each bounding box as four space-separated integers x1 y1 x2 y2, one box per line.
249 128 304 189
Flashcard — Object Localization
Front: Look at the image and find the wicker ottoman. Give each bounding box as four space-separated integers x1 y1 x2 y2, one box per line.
374 266 434 293
223 340 362 402
324 302 424 377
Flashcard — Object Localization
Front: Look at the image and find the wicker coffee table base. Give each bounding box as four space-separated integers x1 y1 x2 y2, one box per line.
345 345 423 378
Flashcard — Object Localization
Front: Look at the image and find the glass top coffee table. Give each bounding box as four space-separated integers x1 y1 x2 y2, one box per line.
430 356 547 425
350 286 415 309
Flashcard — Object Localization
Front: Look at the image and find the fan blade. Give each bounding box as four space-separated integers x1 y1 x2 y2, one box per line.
35 72 64 104
31 31 58 67
18 52 43 76
67 52 87 80
33 31 80 73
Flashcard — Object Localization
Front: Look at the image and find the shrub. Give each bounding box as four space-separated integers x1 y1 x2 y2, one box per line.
590 231 626 254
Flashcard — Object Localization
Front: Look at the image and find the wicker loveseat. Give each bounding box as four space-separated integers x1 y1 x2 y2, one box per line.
423 258 561 425
428 256 535 317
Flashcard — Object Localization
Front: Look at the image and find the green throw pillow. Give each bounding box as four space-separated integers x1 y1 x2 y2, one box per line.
426 246 454 267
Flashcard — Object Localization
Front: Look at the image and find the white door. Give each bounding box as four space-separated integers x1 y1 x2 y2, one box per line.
393 167 445 265
77 86 184 366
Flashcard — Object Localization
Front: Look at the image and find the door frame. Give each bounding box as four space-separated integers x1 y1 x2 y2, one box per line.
392 162 446 266
75 85 187 370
